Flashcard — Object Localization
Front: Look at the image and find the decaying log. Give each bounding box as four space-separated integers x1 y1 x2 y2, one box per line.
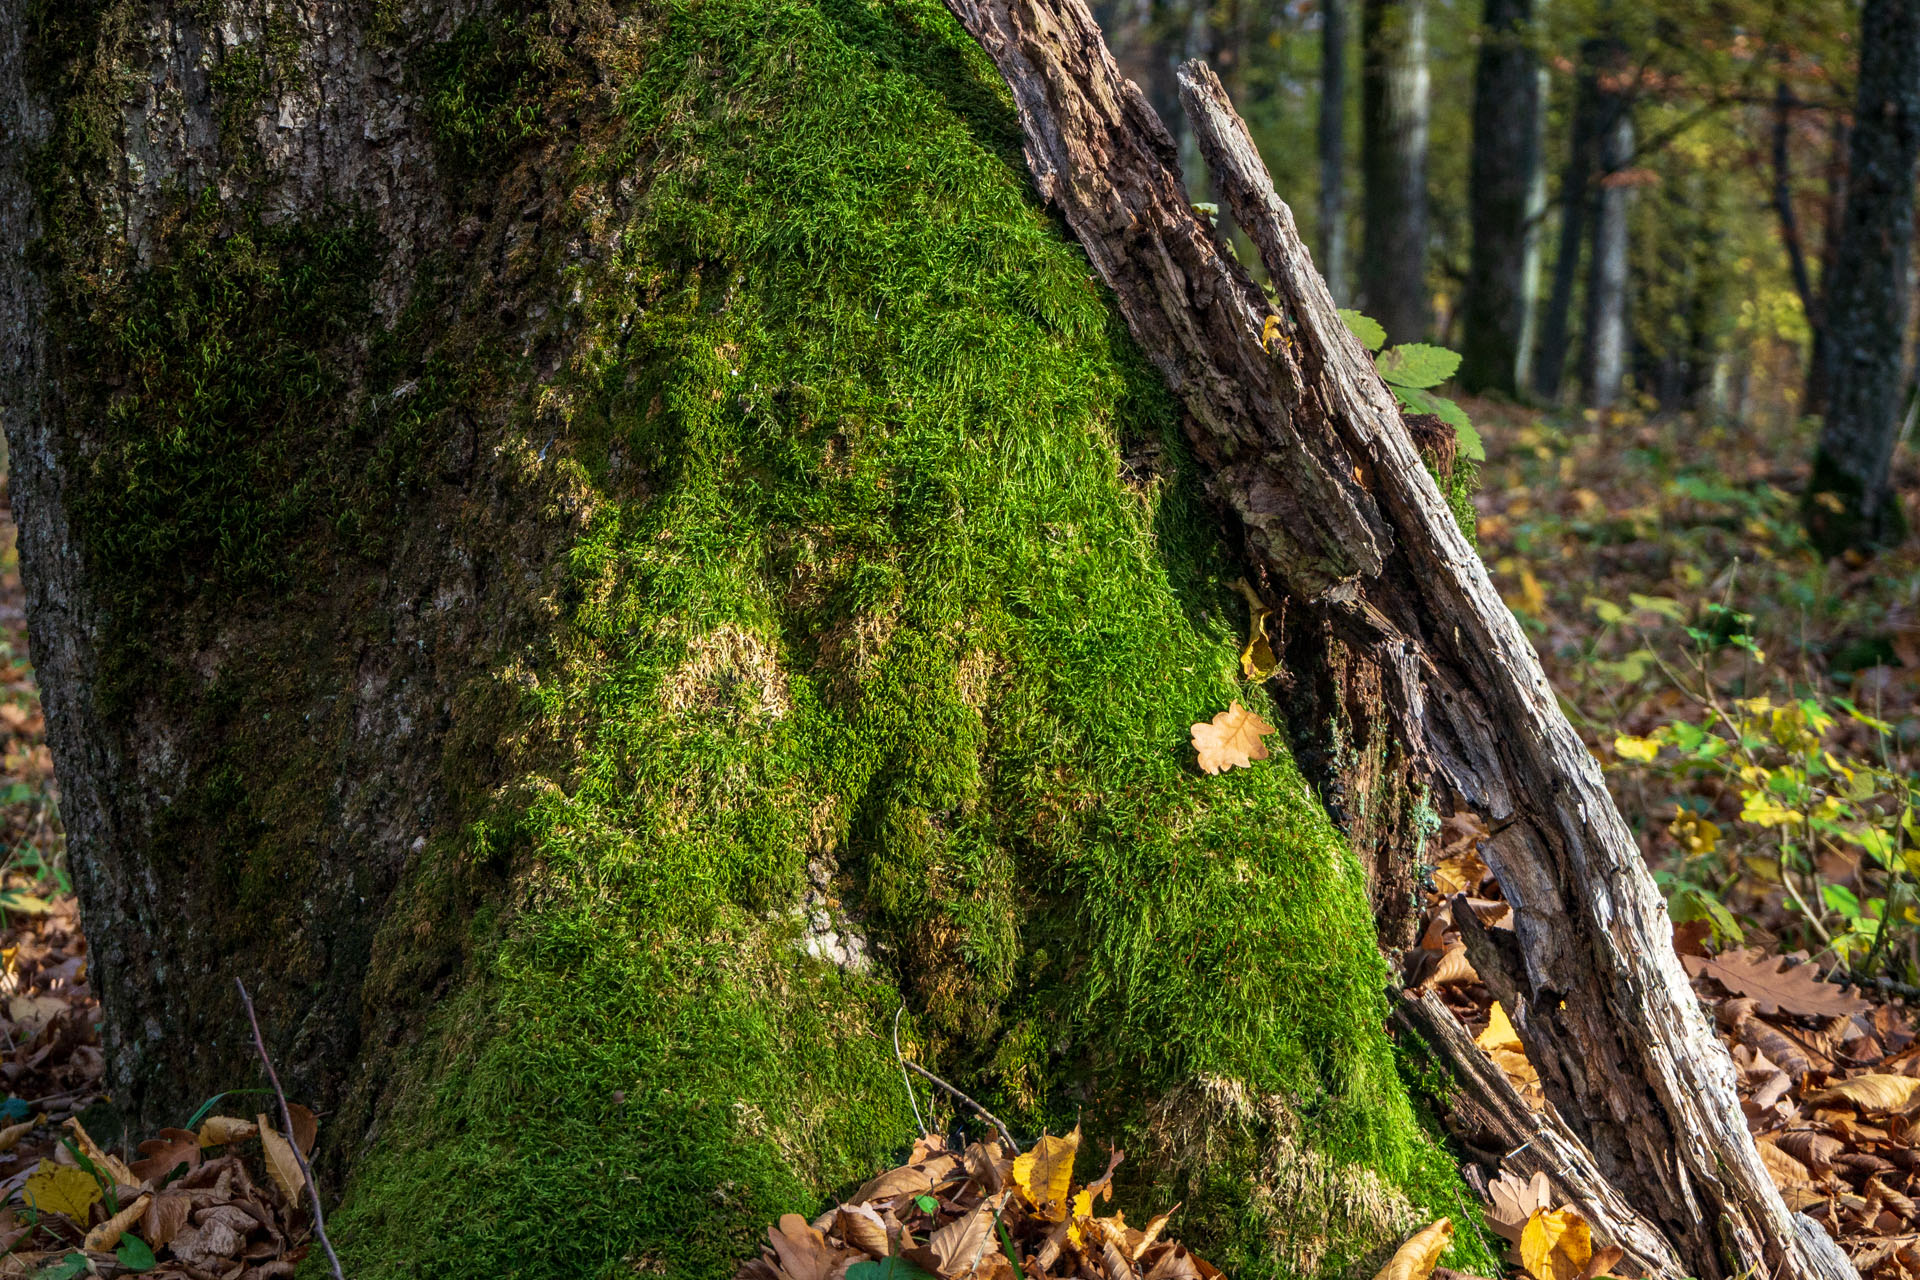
935 3 1858 1278
1394 990 1683 1280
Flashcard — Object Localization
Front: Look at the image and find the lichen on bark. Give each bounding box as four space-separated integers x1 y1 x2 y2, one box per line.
0 1 1491 1277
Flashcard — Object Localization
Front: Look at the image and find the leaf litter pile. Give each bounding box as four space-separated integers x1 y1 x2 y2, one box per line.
735 1127 1212 1280
1408 808 1920 1280
0 503 327 1278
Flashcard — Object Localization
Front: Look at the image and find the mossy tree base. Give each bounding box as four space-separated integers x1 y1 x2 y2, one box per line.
0 2 1489 1276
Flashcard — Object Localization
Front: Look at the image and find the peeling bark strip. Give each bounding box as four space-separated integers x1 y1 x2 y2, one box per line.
936 4 1858 1278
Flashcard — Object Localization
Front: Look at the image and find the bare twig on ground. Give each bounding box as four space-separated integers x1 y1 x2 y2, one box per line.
235 978 345 1280
900 1060 1020 1156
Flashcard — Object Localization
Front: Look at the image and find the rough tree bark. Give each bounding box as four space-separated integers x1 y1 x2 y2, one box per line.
1459 0 1541 396
1805 0 1920 554
0 0 1516 1276
1580 43 1633 410
1359 0 1431 343
1319 0 1351 305
930 0 1860 1276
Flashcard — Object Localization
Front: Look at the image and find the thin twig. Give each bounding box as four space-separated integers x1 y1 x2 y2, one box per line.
235 978 345 1280
891 1006 928 1139
902 1061 1019 1156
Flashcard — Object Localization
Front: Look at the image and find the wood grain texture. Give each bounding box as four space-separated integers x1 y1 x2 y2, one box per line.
934 1 1859 1274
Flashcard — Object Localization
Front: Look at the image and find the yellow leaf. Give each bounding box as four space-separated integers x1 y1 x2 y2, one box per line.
1668 810 1719 856
1012 1126 1080 1221
1520 1208 1591 1280
1233 581 1278 680
22 1161 101 1221
257 1114 308 1205
1191 702 1276 775
1740 791 1799 827
1475 1002 1524 1054
1261 315 1281 349
1612 735 1660 764
83 1192 150 1251
1803 1073 1920 1112
1370 1218 1453 1280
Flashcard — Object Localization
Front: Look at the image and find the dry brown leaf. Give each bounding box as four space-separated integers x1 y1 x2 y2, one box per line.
1013 1126 1081 1221
142 1188 192 1248
1486 1170 1552 1244
1190 703 1275 775
1756 1136 1813 1192
1132 1206 1178 1260
1683 950 1869 1018
1430 944 1479 987
1579 1245 1625 1280
834 1204 890 1259
765 1213 845 1280
256 1114 306 1206
130 1127 202 1187
1804 1073 1920 1112
198 1115 258 1148
1370 1218 1453 1280
65 1116 138 1188
906 1199 998 1277
0 1115 39 1155
82 1192 150 1251
1520 1208 1591 1280
286 1104 318 1159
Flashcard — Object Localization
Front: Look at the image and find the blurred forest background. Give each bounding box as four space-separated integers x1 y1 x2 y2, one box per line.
1084 0 1920 986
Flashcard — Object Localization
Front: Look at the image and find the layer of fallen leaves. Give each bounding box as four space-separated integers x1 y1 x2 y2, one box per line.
736 1127 1210 1280
1406 804 1920 1280
0 1109 317 1278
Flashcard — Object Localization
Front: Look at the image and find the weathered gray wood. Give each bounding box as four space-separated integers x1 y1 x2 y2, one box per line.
932 2 1857 1275
1394 990 1683 1280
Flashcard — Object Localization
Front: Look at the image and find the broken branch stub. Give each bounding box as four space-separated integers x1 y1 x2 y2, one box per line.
932 0 1859 1276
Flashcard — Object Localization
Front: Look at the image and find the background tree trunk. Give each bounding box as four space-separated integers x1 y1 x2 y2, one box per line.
1320 0 1352 304
1805 0 1920 554
1581 41 1633 409
1534 42 1602 401
1460 0 1541 396
1360 0 1432 342
0 1 1491 1276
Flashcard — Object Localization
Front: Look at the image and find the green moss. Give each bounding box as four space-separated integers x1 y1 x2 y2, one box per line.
25 0 1488 1275
332 1 1487 1276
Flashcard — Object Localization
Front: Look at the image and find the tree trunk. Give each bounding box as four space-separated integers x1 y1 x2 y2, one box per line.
1807 114 1851 418
1360 0 1431 343
0 1 1508 1277
1580 40 1632 409
1805 0 1920 554
1460 0 1541 396
925 0 1861 1271
1320 0 1352 304
1773 79 1823 412
1533 42 1602 402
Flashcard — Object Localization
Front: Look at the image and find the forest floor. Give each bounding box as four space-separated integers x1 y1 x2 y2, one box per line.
8 399 1920 1279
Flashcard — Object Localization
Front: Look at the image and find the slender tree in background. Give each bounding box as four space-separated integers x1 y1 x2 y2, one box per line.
1460 0 1542 395
1534 40 1602 400
1582 38 1633 408
1360 0 1431 342
1808 114 1851 416
1320 0 1351 302
1805 0 1920 553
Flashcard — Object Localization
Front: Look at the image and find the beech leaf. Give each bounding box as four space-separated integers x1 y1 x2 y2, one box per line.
1190 702 1276 775
1802 1072 1920 1112
257 1113 308 1205
1370 1218 1453 1280
1519 1208 1591 1280
1013 1126 1080 1221
22 1161 101 1221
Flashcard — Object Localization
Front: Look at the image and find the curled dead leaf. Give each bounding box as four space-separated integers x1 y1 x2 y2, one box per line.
197 1115 257 1148
1371 1218 1452 1280
1803 1073 1920 1112
256 1114 307 1206
81 1192 149 1251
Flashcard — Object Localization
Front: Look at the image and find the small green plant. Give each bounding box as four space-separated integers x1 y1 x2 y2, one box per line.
1338 310 1486 463
1606 618 1920 978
